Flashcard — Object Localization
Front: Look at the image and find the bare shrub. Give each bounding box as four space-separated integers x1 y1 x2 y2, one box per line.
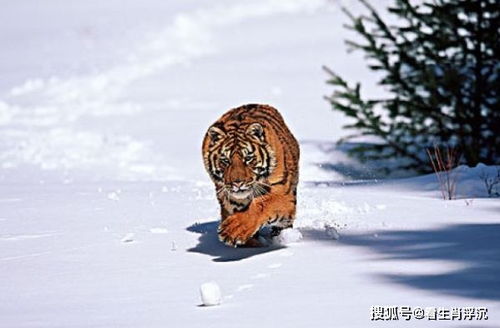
426 146 462 200
479 166 500 197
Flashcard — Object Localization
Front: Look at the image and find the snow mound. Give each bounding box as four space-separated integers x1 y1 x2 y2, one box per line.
200 282 221 306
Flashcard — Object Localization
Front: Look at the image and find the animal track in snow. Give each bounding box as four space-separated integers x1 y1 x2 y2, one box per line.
150 227 168 234
0 232 59 241
251 273 269 279
279 250 294 257
236 284 254 292
268 263 282 269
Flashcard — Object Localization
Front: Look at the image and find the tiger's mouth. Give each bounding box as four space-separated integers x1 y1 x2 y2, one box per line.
230 190 252 200
228 185 253 199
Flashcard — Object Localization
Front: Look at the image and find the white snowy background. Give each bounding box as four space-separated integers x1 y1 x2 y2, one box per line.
0 0 499 327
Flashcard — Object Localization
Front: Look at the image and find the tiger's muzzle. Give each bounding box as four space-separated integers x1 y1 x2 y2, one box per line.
227 180 253 199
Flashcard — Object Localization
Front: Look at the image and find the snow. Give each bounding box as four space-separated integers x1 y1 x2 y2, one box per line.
120 232 136 243
0 0 499 327
325 224 341 240
273 228 303 245
200 282 222 306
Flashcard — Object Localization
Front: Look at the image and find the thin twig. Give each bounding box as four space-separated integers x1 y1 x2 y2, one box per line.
427 145 461 200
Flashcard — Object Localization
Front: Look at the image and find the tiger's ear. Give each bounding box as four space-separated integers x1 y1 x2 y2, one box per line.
246 123 264 141
207 126 225 144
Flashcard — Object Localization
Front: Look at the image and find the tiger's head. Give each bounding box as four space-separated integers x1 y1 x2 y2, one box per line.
203 122 276 200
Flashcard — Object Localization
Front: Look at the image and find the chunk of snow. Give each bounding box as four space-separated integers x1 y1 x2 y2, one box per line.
273 228 302 245
120 233 135 243
200 282 221 306
325 225 340 240
107 192 120 201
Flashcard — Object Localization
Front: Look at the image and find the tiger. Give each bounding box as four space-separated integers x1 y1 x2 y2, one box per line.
202 104 300 247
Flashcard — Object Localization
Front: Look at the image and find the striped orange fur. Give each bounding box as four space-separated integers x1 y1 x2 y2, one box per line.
202 104 300 247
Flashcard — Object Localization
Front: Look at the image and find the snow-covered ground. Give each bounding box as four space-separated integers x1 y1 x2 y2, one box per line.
1 0 499 327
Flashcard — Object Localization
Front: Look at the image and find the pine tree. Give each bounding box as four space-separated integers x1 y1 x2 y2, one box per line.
324 0 499 172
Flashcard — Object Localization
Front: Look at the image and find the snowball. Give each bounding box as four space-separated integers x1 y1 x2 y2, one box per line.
200 282 221 306
273 228 303 245
325 225 340 240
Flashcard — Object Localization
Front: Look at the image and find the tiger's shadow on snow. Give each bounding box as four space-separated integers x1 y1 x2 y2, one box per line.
187 221 285 262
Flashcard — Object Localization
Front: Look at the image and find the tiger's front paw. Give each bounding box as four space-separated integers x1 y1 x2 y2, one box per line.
218 214 261 247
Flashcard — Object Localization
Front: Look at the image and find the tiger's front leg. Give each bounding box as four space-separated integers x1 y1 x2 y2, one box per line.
218 193 296 247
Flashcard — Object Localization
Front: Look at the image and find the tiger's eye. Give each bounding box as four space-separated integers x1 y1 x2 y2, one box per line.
244 153 255 163
259 167 268 175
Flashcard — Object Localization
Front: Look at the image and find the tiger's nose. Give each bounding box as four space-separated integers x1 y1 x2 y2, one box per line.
231 180 247 191
232 180 243 188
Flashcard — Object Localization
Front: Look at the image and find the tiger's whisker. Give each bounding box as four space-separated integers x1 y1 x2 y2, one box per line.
216 187 227 195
